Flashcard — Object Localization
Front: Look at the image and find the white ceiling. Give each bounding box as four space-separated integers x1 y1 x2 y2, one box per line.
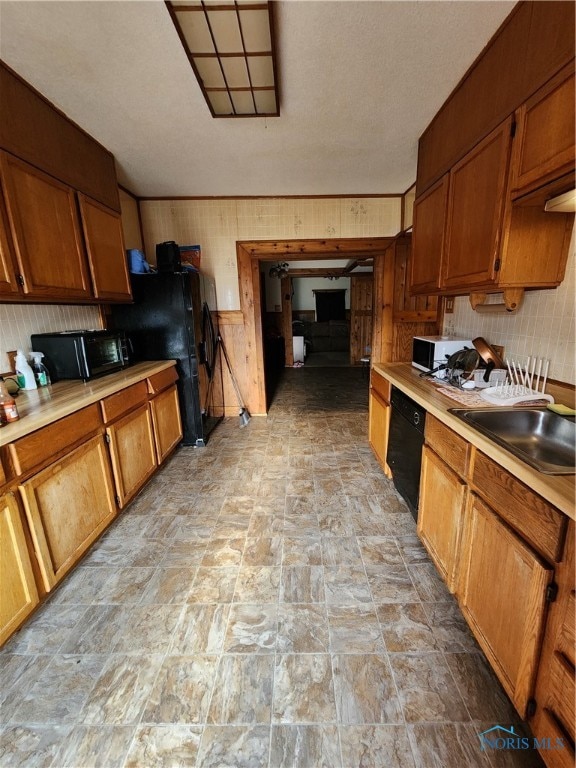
0 0 515 198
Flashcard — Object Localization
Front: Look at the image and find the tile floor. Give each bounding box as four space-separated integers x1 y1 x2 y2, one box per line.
1 367 544 768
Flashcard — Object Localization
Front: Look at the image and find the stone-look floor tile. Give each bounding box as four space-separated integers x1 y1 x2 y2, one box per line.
53 724 135 768
220 497 254 516
51 566 115 605
139 567 196 604
142 655 218 724
247 514 284 537
366 565 420 604
358 537 403 566
201 537 245 566
234 566 281 603
408 723 492 768
170 604 230 654
277 604 329 653
317 511 356 537
212 517 251 539
324 566 372 605
396 534 429 564
389 653 470 723
408 563 453 602
273 654 337 724
280 566 325 603
321 536 363 566
124 725 202 768
332 655 403 725
270 725 341 768
445 653 522 723
79 654 164 725
224 604 278 653
196 725 270 768
2 604 87 655
242 536 283 565
189 567 239 603
113 605 183 654
81 537 138 567
0 725 72 768
327 605 384 653
139 516 182 540
314 475 344 496
282 537 322 565
160 538 207 566
59 604 127 654
422 601 480 652
284 513 320 537
208 654 274 724
0 654 52 708
93 566 156 604
376 603 439 653
129 539 169 567
339 725 416 768
12 655 105 725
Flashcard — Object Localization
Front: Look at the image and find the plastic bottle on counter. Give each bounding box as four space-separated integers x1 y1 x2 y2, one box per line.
29 351 51 387
0 377 19 425
15 349 37 391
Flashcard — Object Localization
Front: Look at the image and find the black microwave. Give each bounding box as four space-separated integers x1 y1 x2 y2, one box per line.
31 330 131 381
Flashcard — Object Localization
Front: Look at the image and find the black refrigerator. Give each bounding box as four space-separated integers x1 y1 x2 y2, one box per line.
111 270 223 447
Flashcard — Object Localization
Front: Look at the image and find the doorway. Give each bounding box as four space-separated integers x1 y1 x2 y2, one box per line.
237 237 393 415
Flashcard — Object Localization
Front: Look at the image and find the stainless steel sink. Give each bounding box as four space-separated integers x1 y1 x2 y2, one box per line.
448 407 576 475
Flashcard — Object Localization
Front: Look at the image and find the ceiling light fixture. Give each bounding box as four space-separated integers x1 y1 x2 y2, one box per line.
269 262 289 278
166 0 279 117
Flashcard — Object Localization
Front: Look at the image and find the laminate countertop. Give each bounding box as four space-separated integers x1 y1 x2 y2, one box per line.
0 361 176 445
373 362 575 520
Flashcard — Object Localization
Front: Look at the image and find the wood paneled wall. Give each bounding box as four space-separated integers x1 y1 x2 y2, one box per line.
216 311 251 417
349 275 373 364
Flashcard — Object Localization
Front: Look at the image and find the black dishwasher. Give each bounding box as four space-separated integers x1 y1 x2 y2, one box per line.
386 386 426 521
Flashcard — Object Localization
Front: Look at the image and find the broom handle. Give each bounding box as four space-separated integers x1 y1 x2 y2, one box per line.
217 334 247 409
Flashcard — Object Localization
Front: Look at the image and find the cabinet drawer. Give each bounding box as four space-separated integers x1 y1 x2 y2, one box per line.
101 381 148 424
147 366 178 395
472 451 566 563
370 371 390 404
5 404 102 477
425 415 470 478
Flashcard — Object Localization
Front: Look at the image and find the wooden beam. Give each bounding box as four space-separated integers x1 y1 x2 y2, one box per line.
242 237 393 258
287 268 347 278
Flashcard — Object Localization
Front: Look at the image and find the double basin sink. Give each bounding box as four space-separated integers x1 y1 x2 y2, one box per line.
448 407 576 475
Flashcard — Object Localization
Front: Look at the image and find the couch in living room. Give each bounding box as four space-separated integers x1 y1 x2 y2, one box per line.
292 319 349 353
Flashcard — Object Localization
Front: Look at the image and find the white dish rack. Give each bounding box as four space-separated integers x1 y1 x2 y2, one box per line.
480 356 554 406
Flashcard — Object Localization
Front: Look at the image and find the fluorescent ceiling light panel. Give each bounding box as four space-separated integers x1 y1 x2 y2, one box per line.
167 0 279 117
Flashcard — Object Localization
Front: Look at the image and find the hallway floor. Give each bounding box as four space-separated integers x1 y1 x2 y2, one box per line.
1 368 542 768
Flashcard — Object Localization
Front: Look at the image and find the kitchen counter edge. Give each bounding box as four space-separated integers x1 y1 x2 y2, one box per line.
0 361 177 445
373 362 575 520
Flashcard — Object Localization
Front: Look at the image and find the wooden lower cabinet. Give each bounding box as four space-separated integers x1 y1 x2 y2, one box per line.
106 404 157 508
417 446 466 593
530 520 575 768
0 492 39 645
459 493 553 717
19 435 117 591
149 385 183 464
368 388 390 476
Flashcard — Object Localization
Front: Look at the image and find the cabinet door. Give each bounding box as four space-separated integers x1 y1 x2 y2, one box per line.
410 175 448 294
149 385 183 464
19 436 117 591
0 492 39 646
78 193 132 301
0 152 91 299
459 493 553 717
417 446 466 593
511 65 575 198
107 404 157 508
442 119 513 290
368 388 391 476
0 186 20 296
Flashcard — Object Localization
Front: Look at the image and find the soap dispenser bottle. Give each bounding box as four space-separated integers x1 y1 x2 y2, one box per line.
15 349 37 391
29 351 51 387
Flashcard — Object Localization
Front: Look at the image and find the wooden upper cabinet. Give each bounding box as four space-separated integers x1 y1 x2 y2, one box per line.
78 193 131 302
442 118 513 290
0 185 20 296
511 64 576 198
410 176 448 294
0 152 91 299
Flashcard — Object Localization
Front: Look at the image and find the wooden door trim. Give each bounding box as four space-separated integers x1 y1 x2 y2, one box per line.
237 237 393 415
